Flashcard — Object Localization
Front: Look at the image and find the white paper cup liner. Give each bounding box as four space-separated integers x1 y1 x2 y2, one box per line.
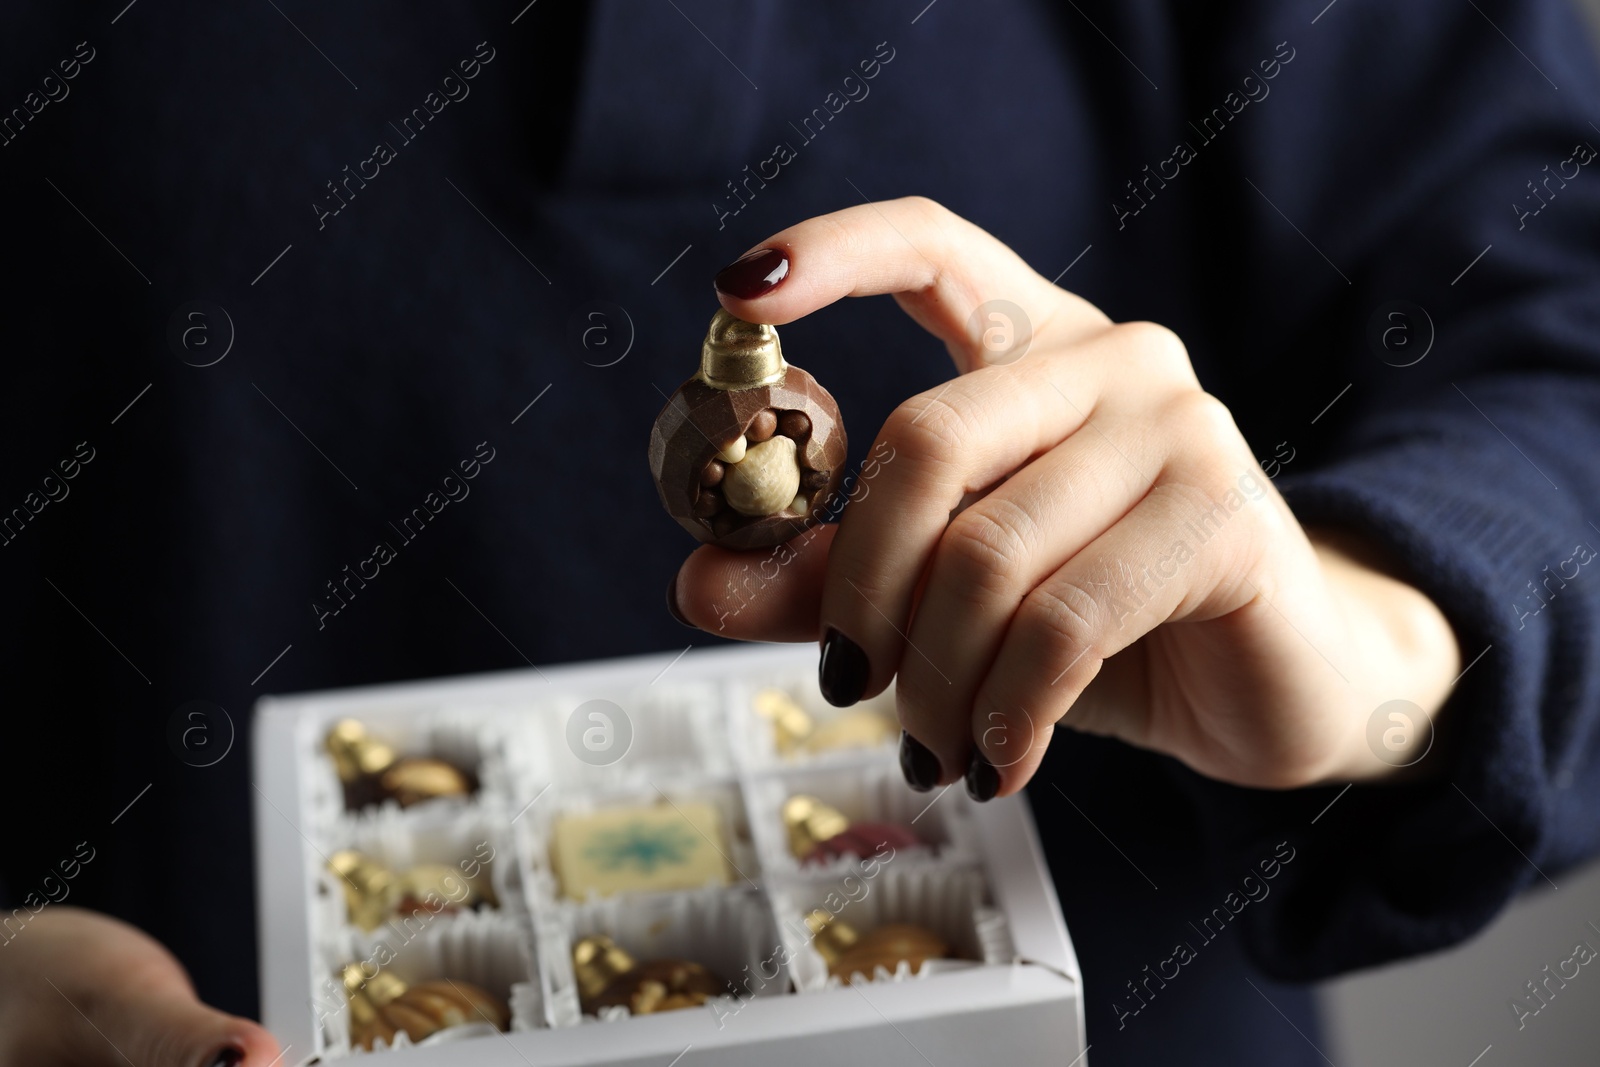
503 682 734 793
311 908 540 1056
770 863 1012 992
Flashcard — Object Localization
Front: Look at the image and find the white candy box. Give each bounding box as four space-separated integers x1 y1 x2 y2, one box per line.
252 644 1087 1065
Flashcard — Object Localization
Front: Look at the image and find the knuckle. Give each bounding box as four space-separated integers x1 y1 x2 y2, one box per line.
1164 388 1240 446
1020 578 1103 660
942 498 1038 593
1145 479 1213 521
831 565 895 619
895 194 950 225
817 212 869 264
1117 320 1195 383
883 393 973 470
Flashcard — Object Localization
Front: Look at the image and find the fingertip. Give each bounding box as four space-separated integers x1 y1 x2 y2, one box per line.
898 730 943 792
674 526 836 642
666 569 695 629
197 1019 280 1067
712 241 828 327
713 246 790 301
818 626 870 706
976 718 1053 800
963 749 1001 802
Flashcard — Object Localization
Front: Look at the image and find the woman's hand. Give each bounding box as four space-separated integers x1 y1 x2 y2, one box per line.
672 197 1461 798
0 907 281 1067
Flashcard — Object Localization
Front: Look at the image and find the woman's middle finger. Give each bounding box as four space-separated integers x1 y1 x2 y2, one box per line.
893 376 1180 787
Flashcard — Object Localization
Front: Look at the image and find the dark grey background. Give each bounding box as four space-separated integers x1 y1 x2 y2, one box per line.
1322 863 1600 1065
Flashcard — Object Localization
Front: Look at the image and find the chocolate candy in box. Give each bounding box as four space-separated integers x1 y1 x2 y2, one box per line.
253 644 1087 1065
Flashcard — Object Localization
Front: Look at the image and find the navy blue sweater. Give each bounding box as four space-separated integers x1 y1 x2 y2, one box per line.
2 2 1599 1064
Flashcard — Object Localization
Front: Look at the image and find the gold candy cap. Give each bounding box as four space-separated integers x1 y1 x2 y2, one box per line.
698 309 787 390
573 935 638 1002
328 850 396 932
325 719 397 782
804 909 860 964
342 961 408 1006
753 688 814 752
782 794 851 857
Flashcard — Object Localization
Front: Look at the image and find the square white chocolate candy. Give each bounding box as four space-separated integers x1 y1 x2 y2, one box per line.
552 802 730 900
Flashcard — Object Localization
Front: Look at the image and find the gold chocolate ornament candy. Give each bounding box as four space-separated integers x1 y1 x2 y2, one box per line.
753 688 897 757
327 851 492 931
805 912 951 984
598 960 725 1015
831 924 950 982
323 719 474 810
572 935 727 1016
342 963 509 1050
393 862 494 918
781 797 925 865
572 935 638 1006
650 310 848 550
806 707 898 753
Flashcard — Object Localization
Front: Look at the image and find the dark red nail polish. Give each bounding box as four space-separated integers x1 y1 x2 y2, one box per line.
818 627 868 707
965 750 1000 802
900 731 941 792
666 574 693 628
714 248 789 299
206 1048 244 1067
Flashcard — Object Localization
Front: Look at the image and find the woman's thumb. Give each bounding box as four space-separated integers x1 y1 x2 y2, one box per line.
65 975 281 1067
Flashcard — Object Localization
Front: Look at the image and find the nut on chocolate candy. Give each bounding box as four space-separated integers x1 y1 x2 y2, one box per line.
573 934 727 1016
650 310 847 550
592 958 725 1015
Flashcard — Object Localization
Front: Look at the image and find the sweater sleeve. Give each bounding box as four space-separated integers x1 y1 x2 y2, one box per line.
1169 0 1600 979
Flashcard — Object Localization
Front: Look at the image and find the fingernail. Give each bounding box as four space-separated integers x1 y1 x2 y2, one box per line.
666 573 694 628
899 731 941 792
818 627 868 707
714 248 790 299
205 1049 244 1067
965 750 1000 802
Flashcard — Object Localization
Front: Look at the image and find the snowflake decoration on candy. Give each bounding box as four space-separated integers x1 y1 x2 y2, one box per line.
583 820 701 874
